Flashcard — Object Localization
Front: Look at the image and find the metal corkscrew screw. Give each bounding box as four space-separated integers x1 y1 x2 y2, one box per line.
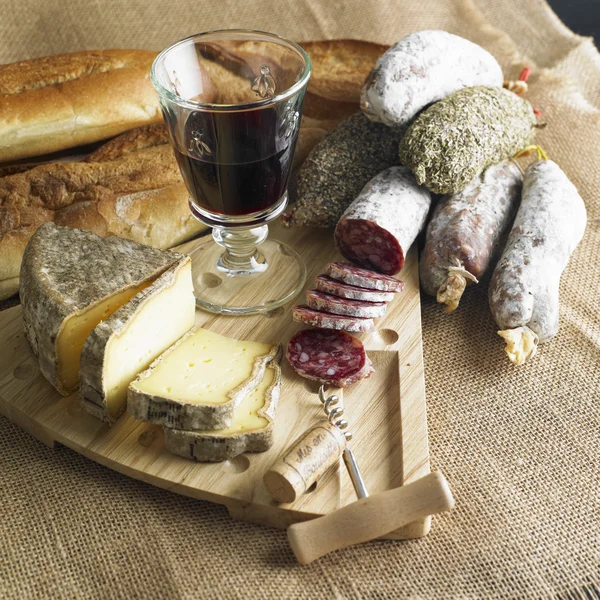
318 386 369 499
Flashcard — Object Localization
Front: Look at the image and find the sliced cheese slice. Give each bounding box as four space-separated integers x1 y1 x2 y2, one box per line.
80 257 195 422
20 222 187 396
163 361 281 462
128 328 281 431
57 280 152 392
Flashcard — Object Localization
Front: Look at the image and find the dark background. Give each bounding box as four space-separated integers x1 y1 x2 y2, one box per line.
550 0 599 44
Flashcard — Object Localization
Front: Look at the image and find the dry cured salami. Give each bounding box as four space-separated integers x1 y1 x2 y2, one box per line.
334 166 431 274
292 305 375 333
489 159 587 364
420 160 522 312
306 289 387 318
361 30 503 128
315 275 397 302
286 329 374 387
326 262 403 292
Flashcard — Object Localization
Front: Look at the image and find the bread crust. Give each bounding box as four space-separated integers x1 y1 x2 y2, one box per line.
86 123 170 162
300 40 389 102
0 49 162 162
0 141 206 300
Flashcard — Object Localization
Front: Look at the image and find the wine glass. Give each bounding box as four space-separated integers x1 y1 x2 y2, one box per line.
151 29 311 314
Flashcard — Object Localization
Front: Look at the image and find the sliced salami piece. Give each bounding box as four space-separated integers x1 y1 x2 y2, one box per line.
306 289 387 318
315 275 397 302
292 305 375 333
334 166 431 275
326 262 403 292
286 329 374 387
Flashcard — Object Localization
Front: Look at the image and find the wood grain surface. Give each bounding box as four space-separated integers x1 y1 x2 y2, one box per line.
0 220 430 538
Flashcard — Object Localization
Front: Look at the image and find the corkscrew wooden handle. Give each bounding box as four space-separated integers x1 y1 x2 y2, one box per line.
287 471 455 565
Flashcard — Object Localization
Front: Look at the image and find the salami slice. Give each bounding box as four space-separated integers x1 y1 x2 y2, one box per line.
420 160 522 313
292 306 375 333
306 289 387 318
334 167 431 274
315 275 397 302
286 329 374 387
489 159 587 364
326 262 403 292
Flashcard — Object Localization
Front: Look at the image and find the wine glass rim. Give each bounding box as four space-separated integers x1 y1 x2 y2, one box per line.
150 28 312 112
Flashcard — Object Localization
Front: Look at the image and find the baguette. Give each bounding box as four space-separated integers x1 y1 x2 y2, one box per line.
86 123 171 162
299 40 389 103
0 50 162 162
0 130 207 300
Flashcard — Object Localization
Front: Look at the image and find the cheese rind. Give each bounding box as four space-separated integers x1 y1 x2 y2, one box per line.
80 257 195 422
127 328 281 430
163 360 281 462
20 222 183 396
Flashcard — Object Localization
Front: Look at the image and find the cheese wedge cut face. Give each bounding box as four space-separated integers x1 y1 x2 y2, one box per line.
212 363 273 435
132 329 273 406
20 222 191 397
99 260 195 421
57 280 152 393
128 328 280 431
162 361 281 462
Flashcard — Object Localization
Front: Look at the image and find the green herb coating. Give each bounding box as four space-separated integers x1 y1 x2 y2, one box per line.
283 112 402 228
398 86 536 194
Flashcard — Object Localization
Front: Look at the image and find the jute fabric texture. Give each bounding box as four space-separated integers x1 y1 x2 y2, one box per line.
0 0 599 598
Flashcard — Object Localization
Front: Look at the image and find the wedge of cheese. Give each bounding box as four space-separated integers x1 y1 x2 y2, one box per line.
20 223 195 421
80 256 194 422
128 328 281 431
163 360 281 462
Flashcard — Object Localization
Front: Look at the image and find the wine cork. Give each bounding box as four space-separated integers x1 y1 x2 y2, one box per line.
263 420 346 504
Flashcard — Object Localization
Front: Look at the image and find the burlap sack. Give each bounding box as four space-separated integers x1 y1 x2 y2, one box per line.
1 1 598 598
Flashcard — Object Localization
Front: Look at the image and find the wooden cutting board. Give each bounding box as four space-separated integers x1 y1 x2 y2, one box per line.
0 220 430 539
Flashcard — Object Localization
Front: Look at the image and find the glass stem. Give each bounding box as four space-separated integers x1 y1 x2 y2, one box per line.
213 225 269 275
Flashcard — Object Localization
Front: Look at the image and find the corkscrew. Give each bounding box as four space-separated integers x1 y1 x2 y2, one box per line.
318 386 369 499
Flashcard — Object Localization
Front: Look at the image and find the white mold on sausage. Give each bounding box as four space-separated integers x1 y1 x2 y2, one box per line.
489 160 587 364
361 30 503 127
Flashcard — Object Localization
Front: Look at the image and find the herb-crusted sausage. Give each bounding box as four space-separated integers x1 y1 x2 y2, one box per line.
399 86 537 195
283 112 402 228
420 160 522 312
361 30 503 128
489 159 587 364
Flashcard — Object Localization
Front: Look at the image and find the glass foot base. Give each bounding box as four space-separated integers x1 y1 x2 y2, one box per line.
189 237 306 315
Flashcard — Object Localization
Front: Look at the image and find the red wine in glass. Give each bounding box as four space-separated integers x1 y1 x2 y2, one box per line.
169 104 297 222
151 29 310 314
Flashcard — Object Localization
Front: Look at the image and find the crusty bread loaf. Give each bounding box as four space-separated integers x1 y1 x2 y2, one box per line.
86 123 171 162
302 91 358 123
0 50 162 162
299 40 389 102
0 127 207 300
